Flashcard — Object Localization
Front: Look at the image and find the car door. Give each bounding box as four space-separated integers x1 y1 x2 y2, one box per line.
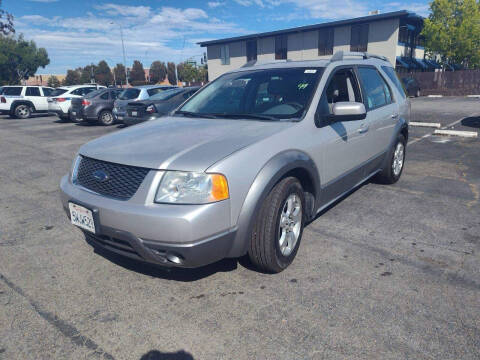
356 66 398 168
312 66 373 205
25 87 47 111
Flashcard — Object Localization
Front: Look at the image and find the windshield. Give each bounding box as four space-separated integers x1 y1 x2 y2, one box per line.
85 89 105 99
177 67 323 120
119 88 141 100
149 88 184 101
50 88 68 97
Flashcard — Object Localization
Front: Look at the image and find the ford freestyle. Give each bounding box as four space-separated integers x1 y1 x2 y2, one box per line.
60 51 410 273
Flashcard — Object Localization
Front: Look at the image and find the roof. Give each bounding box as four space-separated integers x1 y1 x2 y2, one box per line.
198 10 422 47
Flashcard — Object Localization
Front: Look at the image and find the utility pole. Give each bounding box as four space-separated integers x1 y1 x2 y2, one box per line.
111 21 129 87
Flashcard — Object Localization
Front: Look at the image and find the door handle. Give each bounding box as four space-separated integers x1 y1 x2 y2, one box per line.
358 125 369 134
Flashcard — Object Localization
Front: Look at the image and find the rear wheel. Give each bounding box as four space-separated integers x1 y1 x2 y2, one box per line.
248 177 305 273
374 134 406 184
98 110 114 126
14 104 31 119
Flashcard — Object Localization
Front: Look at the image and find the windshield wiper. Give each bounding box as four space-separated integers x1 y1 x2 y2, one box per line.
213 113 279 121
175 111 218 119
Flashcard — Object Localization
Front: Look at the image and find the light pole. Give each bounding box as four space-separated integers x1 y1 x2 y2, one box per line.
110 21 129 86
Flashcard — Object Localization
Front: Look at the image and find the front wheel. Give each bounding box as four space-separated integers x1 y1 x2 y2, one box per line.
374 134 406 184
248 177 305 273
14 104 31 119
98 110 114 126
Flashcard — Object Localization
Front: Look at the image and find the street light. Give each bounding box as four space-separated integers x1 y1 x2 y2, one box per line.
110 21 129 86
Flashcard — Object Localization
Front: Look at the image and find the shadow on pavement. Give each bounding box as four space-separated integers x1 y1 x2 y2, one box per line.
140 350 194 360
461 116 480 129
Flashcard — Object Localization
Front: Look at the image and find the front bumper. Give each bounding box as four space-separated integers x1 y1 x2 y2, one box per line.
60 175 235 268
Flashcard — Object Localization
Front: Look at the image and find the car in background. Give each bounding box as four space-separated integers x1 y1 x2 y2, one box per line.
123 87 200 126
48 84 106 121
401 77 421 97
113 85 176 122
0 86 54 118
70 88 123 126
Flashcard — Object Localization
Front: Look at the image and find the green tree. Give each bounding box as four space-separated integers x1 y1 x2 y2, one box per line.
422 0 480 69
0 0 14 35
149 61 167 84
113 63 126 85
177 62 197 83
167 62 177 85
95 60 113 86
129 60 145 85
0 34 49 85
64 69 81 85
47 75 60 88
79 64 96 84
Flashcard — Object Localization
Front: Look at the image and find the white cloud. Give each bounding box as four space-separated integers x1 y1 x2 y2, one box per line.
28 0 60 3
95 3 151 18
383 2 430 17
208 1 225 8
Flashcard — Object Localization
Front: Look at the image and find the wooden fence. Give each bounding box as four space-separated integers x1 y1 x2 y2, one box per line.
408 70 480 96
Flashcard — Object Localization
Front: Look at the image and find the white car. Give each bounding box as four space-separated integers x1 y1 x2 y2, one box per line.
48 84 105 121
0 86 54 119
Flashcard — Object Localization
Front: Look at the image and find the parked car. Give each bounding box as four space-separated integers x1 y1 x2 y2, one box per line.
401 77 420 97
71 88 123 125
60 51 410 272
123 87 200 126
113 85 176 122
0 86 54 118
48 84 106 121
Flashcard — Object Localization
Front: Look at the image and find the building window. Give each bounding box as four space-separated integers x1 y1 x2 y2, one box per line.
350 23 369 52
220 44 230 65
398 26 408 44
318 28 334 56
246 40 257 62
275 34 288 60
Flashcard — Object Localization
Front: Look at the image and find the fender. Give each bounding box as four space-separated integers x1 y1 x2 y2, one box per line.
380 117 408 170
10 100 36 114
227 150 320 258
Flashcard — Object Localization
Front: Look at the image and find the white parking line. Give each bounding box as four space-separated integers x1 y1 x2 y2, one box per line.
410 122 441 128
434 129 478 138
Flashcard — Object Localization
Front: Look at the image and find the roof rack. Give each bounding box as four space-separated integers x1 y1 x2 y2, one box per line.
330 51 389 63
241 59 293 68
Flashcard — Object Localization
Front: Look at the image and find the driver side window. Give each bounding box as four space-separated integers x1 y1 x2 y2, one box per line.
323 68 361 114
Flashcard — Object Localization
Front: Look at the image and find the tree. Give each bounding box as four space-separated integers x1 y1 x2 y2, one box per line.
0 34 49 85
78 64 96 84
149 61 167 84
113 63 126 86
64 69 81 86
129 60 146 85
0 0 14 35
47 75 60 88
167 62 177 85
95 60 113 86
422 0 480 69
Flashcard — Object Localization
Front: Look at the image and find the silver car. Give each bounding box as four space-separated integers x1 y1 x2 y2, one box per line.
61 51 410 273
113 85 176 122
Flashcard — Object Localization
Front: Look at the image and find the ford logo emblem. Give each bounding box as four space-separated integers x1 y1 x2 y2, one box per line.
92 170 109 182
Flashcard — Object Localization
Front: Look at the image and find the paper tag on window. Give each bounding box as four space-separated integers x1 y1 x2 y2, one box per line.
304 69 317 73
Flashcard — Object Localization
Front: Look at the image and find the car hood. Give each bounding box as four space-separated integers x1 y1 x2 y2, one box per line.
79 116 294 172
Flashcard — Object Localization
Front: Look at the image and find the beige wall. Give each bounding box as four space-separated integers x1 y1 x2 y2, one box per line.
206 17 405 80
396 44 425 59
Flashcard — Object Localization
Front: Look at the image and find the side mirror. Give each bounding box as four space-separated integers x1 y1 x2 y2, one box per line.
332 102 366 121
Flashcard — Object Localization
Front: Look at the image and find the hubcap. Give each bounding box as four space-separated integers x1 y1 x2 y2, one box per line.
392 142 404 176
278 194 302 256
102 112 113 124
17 105 29 117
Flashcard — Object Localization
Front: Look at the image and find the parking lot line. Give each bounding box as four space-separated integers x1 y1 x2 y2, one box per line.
434 129 478 138
410 122 441 128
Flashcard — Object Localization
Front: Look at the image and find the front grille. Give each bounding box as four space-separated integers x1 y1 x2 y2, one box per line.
75 156 150 200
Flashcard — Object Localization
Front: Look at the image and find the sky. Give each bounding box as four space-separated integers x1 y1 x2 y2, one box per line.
5 0 430 75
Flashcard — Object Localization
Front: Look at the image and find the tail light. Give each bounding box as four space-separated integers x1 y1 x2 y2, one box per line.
0 97 5 103
82 99 91 106
145 104 156 114
55 98 66 102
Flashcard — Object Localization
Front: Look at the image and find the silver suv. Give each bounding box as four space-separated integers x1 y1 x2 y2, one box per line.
60 51 410 273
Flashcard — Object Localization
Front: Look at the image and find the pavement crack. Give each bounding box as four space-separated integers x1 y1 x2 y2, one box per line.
0 272 115 360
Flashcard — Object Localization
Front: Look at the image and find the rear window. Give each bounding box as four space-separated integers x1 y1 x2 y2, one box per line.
1 87 23 96
119 88 141 100
85 89 105 99
42 87 53 96
147 87 168 96
50 88 68 97
149 88 184 100
26 87 41 96
382 66 406 99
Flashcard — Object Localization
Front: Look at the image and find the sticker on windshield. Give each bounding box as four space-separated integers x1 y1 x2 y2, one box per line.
297 83 309 90
304 69 317 73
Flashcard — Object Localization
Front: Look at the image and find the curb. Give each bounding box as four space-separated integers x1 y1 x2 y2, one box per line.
410 122 441 128
433 129 478 138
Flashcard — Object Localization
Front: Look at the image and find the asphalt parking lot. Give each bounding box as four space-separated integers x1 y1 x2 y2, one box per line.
0 97 479 360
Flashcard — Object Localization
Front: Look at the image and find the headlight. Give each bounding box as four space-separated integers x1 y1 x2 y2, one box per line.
155 171 229 204
70 155 81 182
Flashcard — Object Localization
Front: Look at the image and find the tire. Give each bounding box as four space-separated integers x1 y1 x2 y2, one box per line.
374 133 406 184
98 110 114 126
248 177 305 273
14 104 31 119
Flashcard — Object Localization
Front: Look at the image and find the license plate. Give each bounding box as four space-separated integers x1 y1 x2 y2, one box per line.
132 111 138 117
69 203 96 233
